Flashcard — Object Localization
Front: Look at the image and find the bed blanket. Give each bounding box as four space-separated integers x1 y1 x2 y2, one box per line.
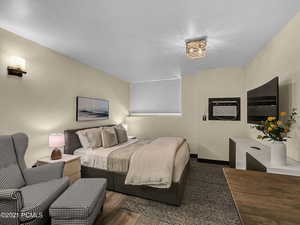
125 137 185 188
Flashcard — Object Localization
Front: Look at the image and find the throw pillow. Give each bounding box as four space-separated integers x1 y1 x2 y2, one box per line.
101 127 118 148
114 124 128 144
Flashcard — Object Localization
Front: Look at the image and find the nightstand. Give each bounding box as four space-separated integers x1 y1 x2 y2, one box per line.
37 154 81 184
128 136 137 139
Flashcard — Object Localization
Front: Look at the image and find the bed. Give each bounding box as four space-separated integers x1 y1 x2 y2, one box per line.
64 125 190 206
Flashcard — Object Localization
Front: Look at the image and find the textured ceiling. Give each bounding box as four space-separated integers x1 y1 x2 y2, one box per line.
0 0 299 82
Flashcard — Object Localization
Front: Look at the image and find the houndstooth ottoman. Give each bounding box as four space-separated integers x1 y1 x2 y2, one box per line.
49 178 107 225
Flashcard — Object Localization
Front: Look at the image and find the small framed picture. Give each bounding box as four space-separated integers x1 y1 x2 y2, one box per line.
76 96 109 121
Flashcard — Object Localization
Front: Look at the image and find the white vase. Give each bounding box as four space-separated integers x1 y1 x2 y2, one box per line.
270 141 287 167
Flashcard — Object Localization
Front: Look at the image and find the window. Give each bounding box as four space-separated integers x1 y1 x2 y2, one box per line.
130 78 182 115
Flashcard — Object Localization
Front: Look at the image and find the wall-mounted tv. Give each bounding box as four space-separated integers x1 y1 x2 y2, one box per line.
76 96 109 121
247 77 279 124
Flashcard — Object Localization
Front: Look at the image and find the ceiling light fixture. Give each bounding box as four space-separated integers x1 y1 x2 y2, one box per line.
186 37 207 59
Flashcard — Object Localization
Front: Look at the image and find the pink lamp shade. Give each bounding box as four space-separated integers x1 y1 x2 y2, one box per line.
49 133 65 148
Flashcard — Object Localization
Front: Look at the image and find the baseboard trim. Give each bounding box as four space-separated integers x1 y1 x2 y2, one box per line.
197 158 229 165
190 154 198 158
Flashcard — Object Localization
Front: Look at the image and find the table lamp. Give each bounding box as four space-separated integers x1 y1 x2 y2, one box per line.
49 133 65 160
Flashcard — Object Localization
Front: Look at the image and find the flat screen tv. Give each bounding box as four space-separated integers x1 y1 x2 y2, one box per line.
247 77 279 124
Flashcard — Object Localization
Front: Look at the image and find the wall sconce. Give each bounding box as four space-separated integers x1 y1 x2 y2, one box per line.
7 56 27 77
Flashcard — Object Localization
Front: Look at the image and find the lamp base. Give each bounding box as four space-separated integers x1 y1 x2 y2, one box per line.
51 148 62 160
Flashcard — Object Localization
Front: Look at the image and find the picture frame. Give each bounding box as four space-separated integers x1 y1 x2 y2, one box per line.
76 96 109 121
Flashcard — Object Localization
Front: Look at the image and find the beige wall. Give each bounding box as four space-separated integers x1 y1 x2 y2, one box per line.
127 68 247 161
0 28 129 166
244 13 300 161
128 13 300 162
1 12 300 165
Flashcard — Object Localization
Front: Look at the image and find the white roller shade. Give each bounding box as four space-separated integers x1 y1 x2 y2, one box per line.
130 78 182 114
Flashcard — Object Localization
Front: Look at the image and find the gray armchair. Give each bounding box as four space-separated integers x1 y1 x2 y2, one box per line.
0 133 70 225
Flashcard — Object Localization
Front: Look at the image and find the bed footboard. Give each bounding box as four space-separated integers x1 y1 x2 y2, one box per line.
81 160 190 206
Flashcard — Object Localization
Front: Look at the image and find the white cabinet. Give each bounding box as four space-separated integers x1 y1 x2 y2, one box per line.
229 137 300 176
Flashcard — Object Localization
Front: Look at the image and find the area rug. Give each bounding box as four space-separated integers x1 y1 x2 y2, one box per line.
120 160 241 225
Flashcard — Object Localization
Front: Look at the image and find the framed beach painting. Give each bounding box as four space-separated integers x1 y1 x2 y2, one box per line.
76 96 109 121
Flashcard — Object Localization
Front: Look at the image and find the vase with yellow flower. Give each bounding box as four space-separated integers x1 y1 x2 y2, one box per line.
253 108 297 167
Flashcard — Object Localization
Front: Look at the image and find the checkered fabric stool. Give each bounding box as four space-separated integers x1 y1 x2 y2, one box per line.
49 178 107 225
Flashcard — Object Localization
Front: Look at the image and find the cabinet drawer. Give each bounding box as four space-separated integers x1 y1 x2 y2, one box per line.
64 159 81 176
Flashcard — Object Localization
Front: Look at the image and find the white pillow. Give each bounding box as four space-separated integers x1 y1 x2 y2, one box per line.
76 130 90 149
76 128 102 149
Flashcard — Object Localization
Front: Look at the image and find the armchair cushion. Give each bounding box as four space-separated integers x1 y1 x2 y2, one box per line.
23 162 65 185
20 177 69 222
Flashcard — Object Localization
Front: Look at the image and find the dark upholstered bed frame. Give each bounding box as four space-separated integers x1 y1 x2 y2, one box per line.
64 125 189 206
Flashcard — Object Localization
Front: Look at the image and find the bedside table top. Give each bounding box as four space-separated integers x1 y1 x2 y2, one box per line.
37 154 80 164
128 136 137 139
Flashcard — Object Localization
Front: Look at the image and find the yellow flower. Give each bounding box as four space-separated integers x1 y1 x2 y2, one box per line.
277 120 283 126
268 127 273 132
280 112 287 117
267 117 276 121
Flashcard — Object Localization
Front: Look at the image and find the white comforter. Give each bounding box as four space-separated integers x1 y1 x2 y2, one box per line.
74 139 138 170
74 138 190 185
